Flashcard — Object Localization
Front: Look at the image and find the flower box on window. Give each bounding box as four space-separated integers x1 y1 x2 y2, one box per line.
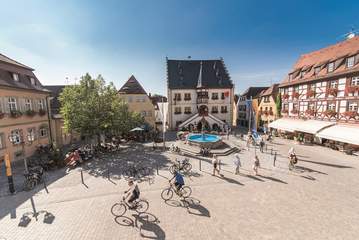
281 109 288 114
324 110 337 118
347 85 359 94
306 89 315 98
290 109 299 114
292 92 300 99
344 111 358 118
174 112 181 115
305 109 316 116
38 109 47 116
282 93 289 99
25 109 36 117
184 111 192 114
211 110 218 114
326 88 338 96
10 110 22 118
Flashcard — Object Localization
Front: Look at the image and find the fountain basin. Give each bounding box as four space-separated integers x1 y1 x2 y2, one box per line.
187 134 222 148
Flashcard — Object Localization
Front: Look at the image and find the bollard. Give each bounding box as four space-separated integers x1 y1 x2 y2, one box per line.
219 160 221 170
271 148 273 155
43 179 49 194
107 169 110 181
81 170 84 184
273 152 277 166
199 159 202 171
156 164 159 175
265 144 268 152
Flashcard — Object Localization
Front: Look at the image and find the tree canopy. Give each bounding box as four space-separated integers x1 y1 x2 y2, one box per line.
59 73 144 141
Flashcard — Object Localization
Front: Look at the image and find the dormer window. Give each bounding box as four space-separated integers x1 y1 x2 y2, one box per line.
314 67 321 75
327 62 334 73
300 71 306 78
289 74 293 81
12 73 19 81
30 77 36 85
347 56 355 68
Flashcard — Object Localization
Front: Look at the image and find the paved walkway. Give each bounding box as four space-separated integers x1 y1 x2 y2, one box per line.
0 137 359 240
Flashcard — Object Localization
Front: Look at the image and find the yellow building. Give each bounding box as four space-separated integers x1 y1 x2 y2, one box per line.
258 84 279 128
118 75 155 128
0 53 51 163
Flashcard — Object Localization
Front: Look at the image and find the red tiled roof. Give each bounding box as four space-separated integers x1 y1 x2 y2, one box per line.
280 36 359 87
260 84 279 96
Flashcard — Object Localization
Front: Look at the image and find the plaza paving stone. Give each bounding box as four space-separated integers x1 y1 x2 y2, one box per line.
0 136 359 240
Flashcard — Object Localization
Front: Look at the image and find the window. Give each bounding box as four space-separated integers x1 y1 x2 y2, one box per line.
128 96 133 102
293 103 298 110
184 107 191 114
348 102 358 112
309 83 316 90
314 67 321 75
265 107 268 111
38 99 45 110
212 93 218 100
141 96 146 102
327 103 336 111
329 80 337 89
39 128 48 138
347 56 355 68
0 133 5 149
184 93 191 100
147 111 152 117
8 97 17 111
269 107 272 111
220 106 228 113
351 76 359 86
174 107 181 114
30 77 36 85
283 104 289 110
300 71 306 78
174 93 181 101
294 86 299 92
27 128 36 142
25 99 32 111
327 62 334 73
211 106 218 113
308 102 315 110
10 129 22 144
12 73 19 81
221 93 225 100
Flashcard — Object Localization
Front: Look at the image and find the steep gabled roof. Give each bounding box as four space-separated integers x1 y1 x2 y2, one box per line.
0 53 33 70
167 59 233 89
260 84 279 97
280 36 359 87
241 87 269 99
44 85 67 114
118 75 147 94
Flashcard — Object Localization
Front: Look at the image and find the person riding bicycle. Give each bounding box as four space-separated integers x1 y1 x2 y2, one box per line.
288 147 298 167
124 179 140 209
170 171 185 194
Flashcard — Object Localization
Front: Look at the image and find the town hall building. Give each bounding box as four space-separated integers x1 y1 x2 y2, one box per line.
166 58 235 131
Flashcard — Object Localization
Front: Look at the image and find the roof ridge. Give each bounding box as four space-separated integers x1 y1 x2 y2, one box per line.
0 53 34 70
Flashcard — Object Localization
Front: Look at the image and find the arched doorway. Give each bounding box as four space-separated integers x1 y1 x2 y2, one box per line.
197 118 210 131
198 105 208 116
212 123 219 131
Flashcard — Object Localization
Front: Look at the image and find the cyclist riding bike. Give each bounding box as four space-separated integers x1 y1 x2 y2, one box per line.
124 180 140 209
170 171 185 195
288 147 298 166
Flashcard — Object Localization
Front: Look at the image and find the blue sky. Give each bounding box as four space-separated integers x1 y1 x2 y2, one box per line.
1 0 358 95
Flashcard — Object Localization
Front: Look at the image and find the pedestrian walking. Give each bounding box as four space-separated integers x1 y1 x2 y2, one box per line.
246 133 252 150
252 155 260 175
259 139 265 153
233 153 241 175
212 155 222 177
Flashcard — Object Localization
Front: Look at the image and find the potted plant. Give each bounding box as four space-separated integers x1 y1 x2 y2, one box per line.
324 109 337 118
39 109 47 116
25 109 36 117
306 89 315 98
282 93 289 99
326 88 338 96
292 92 300 99
347 85 359 94
10 110 22 118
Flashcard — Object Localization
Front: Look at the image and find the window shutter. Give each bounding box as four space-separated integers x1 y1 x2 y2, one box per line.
19 98 25 112
4 97 10 113
33 99 38 111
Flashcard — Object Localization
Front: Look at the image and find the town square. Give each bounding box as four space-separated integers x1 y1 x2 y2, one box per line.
1 1 359 240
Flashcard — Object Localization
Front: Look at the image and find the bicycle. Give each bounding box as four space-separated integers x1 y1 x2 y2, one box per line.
161 182 192 200
123 165 150 179
111 197 149 217
169 158 192 174
23 166 44 191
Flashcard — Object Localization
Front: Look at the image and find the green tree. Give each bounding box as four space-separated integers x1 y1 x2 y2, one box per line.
59 73 144 143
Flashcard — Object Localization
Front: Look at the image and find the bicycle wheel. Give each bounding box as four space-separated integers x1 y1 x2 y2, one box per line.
135 200 149 213
24 179 36 191
111 203 127 217
181 186 192 198
183 163 192 172
169 165 178 174
161 188 173 200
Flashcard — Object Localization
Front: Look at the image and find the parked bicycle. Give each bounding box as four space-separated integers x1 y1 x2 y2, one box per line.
123 165 150 179
23 166 44 191
161 182 192 200
169 158 192 174
111 197 149 217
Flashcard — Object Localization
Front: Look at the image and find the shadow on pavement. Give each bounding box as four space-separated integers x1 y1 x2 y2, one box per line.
243 174 265 182
299 159 353 169
134 212 165 240
185 197 210 218
257 175 287 184
295 165 328 175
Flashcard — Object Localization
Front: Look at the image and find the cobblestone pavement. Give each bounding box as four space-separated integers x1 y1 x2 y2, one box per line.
0 136 359 240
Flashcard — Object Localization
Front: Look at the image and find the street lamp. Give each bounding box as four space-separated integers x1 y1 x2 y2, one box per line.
8 131 35 173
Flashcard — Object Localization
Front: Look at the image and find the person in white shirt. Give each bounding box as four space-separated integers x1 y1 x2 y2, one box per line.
212 155 222 177
233 153 241 175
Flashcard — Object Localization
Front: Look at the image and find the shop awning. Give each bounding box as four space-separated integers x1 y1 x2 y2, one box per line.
316 125 359 145
268 118 298 132
294 120 335 134
269 118 335 134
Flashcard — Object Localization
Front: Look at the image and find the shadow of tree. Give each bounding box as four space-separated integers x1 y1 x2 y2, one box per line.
299 159 353 169
257 174 287 184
